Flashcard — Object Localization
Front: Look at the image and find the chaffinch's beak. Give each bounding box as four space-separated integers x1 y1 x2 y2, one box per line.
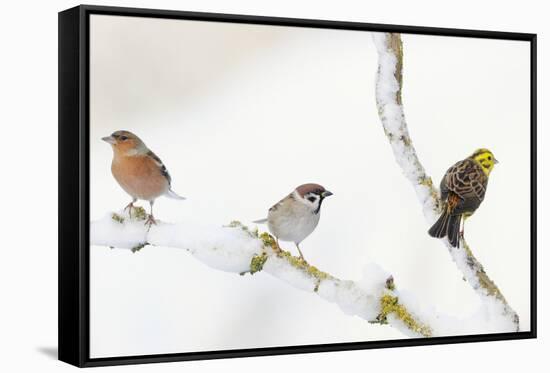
102 136 116 145
321 190 333 198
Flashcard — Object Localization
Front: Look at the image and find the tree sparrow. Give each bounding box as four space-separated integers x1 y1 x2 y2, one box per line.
102 130 185 225
254 183 333 261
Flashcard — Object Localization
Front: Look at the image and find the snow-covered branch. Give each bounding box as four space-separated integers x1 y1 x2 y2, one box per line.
373 32 519 331
92 208 433 337
92 208 518 337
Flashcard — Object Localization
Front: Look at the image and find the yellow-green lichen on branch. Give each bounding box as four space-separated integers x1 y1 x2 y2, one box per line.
461 241 508 305
399 134 412 147
254 230 332 285
111 206 148 224
387 33 404 105
226 220 260 239
228 224 329 285
249 253 268 274
131 242 148 253
132 206 148 221
259 231 279 253
274 248 332 283
418 176 441 212
111 213 125 224
220 223 433 336
377 294 432 337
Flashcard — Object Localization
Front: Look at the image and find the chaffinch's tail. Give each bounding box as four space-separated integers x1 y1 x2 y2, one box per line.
166 189 186 200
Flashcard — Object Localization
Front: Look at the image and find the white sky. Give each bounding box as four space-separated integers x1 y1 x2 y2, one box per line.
89 15 531 358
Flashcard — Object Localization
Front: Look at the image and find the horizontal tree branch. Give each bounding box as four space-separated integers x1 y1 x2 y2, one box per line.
92 208 433 337
92 206 519 338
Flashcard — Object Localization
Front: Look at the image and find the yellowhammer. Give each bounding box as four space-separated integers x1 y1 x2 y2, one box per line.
428 148 498 247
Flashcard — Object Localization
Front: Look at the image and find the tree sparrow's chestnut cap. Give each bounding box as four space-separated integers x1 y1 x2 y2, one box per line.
295 183 333 198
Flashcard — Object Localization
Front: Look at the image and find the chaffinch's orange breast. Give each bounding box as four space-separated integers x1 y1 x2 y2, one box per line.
111 155 169 201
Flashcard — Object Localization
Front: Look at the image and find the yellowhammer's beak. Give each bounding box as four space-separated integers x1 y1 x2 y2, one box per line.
494 158 499 164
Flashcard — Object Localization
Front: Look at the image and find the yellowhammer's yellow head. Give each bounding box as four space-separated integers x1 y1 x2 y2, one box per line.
470 148 498 175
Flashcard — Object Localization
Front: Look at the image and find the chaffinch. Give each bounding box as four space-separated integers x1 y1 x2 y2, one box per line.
102 130 185 225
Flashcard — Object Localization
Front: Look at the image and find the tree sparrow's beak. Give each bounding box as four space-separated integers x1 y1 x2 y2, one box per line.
102 135 116 145
321 190 333 198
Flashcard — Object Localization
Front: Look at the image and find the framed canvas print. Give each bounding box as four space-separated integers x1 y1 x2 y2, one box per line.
58 4 537 367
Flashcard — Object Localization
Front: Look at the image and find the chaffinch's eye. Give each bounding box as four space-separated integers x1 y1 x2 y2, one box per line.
119 135 128 141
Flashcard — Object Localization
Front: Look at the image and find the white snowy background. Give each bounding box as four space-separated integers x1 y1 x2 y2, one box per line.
89 15 531 357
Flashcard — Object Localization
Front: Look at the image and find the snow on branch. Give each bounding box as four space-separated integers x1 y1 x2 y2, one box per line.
92 208 518 337
373 32 519 331
92 208 433 337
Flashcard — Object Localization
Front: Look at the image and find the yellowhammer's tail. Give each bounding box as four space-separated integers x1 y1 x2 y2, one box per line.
447 214 461 248
428 210 461 248
428 210 450 238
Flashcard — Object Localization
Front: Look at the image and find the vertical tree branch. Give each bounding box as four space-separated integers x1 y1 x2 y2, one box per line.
373 32 519 331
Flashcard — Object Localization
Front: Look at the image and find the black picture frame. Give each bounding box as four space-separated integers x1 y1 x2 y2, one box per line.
58 4 537 368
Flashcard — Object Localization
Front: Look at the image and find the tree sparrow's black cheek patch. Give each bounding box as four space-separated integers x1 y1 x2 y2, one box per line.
314 199 323 214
